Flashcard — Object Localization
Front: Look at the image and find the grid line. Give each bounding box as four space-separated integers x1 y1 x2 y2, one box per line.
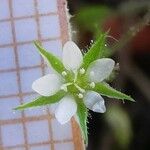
0 115 54 126
0 126 3 150
0 37 61 48
34 0 54 149
0 12 58 23
4 139 73 150
8 0 29 149
0 92 36 99
0 64 46 74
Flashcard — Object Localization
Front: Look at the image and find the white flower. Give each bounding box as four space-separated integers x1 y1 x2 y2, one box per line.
32 41 115 124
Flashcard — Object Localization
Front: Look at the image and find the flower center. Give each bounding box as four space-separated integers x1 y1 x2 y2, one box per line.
61 67 96 99
61 69 86 96
60 82 72 92
74 84 85 93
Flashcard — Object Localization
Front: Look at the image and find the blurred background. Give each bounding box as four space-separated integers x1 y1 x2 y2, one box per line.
68 0 150 150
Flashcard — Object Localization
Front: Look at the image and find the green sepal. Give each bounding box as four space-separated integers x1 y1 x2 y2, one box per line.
14 90 66 110
34 41 66 74
82 32 108 70
89 83 135 102
75 96 88 145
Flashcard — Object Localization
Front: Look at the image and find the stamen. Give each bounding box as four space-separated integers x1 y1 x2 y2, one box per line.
65 82 73 86
60 82 72 92
90 82 95 88
60 85 67 92
79 68 85 75
78 93 83 99
73 70 78 83
74 84 85 93
62 71 67 76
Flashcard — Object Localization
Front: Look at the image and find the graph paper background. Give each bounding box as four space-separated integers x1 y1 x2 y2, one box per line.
0 0 84 149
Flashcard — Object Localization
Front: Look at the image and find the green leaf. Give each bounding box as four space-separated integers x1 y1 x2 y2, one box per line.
90 83 135 102
34 41 65 74
76 97 88 145
82 32 109 70
14 90 66 110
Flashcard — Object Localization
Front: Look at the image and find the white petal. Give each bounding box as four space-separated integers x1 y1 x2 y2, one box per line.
32 74 63 96
63 41 83 70
92 101 106 113
87 58 115 82
83 91 106 113
55 95 77 124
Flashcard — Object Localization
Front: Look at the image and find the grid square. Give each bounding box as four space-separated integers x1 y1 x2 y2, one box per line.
1 124 24 146
0 72 19 96
18 43 41 67
15 18 38 42
54 142 74 150
42 40 62 58
40 16 60 39
26 120 50 144
20 68 42 93
12 0 35 17
37 0 57 14
0 47 16 70
0 97 21 120
30 145 51 150
23 94 46 117
51 119 72 141
0 0 10 20
0 21 13 45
